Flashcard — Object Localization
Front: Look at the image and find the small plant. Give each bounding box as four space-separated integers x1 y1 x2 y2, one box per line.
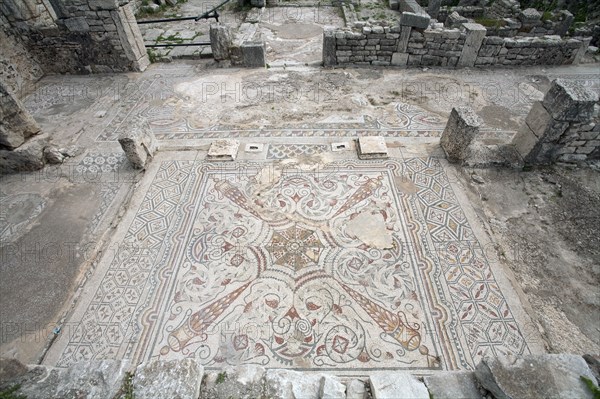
147 48 157 63
0 385 26 399
474 17 507 28
580 376 600 399
216 371 227 384
541 11 553 22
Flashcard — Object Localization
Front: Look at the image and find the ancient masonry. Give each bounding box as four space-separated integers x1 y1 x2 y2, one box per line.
323 0 591 68
2 354 599 399
0 0 149 174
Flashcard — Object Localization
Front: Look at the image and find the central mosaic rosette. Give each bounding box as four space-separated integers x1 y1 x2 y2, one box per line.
266 225 324 273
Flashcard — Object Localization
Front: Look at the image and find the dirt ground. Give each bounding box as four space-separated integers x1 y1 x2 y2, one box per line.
461 165 600 355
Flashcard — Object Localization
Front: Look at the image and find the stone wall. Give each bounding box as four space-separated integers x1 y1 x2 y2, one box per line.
513 79 600 164
324 21 587 68
0 16 44 97
1 354 598 399
0 0 149 77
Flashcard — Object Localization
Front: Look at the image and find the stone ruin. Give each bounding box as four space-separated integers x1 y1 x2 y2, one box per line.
440 78 600 167
1 353 599 399
322 0 594 68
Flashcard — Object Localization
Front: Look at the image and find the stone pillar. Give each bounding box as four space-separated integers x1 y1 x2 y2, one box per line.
512 79 599 163
111 2 150 72
323 29 336 67
210 23 232 61
457 23 486 67
440 106 482 163
0 82 40 149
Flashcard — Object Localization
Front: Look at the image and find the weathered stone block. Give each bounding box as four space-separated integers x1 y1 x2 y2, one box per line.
370 373 429 399
207 139 240 161
323 29 337 66
15 360 130 399
0 83 40 149
358 136 388 159
457 23 486 67
0 134 47 175
440 106 482 162
118 119 158 169
525 101 569 142
542 79 599 122
210 23 232 61
346 379 367 399
133 359 203 399
400 12 431 29
445 11 468 29
424 371 480 399
475 354 598 399
391 52 409 66
319 375 346 399
512 123 539 160
241 41 266 68
266 369 322 399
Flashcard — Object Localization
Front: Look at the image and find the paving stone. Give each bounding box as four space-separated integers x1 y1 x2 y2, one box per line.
133 358 203 399
207 139 240 161
370 373 429 399
424 371 481 399
475 354 598 399
357 136 388 159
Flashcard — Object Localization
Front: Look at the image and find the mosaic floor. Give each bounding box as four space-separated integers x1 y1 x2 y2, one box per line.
45 155 535 373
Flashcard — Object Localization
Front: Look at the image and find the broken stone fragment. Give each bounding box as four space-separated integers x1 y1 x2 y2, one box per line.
475 354 598 399
369 373 430 399
43 146 66 164
210 23 233 61
0 135 47 175
118 119 158 169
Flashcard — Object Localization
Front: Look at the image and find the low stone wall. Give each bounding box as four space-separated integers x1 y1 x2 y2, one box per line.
1 354 598 399
324 21 587 68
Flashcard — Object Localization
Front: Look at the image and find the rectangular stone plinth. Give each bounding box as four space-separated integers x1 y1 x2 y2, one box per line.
207 139 240 161
440 106 482 163
357 136 389 159
241 41 266 68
